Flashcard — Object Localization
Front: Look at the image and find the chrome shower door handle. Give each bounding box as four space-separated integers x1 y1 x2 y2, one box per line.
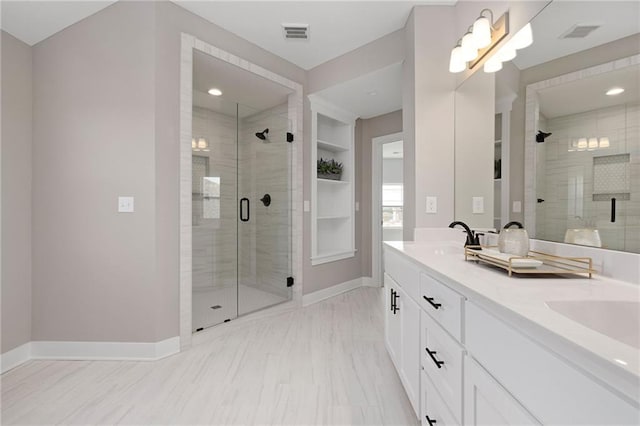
240 198 250 222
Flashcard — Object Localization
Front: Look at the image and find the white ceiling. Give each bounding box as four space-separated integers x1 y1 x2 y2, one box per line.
1 1 116 46
538 64 640 119
173 1 453 70
314 62 403 119
513 1 640 70
193 50 293 117
383 140 403 159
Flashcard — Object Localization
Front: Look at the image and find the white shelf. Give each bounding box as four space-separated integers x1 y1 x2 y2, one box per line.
317 178 350 184
311 249 356 265
310 98 357 266
318 139 349 152
318 215 350 220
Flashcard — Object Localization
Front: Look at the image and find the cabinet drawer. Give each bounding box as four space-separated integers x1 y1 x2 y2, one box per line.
422 370 460 426
385 248 421 301
420 272 464 342
466 302 640 425
422 311 464 424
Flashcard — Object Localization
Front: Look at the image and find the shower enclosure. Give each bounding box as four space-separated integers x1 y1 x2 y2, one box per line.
191 52 293 331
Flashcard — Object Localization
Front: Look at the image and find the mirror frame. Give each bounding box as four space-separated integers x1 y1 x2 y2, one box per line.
524 54 640 239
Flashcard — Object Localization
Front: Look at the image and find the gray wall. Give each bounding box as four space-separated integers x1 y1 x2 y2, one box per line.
359 110 403 280
383 159 403 184
405 6 457 236
509 34 640 225
1 32 33 353
28 1 306 343
454 71 495 227
32 2 158 342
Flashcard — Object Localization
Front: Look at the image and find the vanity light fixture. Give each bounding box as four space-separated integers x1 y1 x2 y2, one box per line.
599 137 610 148
606 87 624 96
208 88 223 96
577 138 588 150
483 23 533 73
192 137 209 152
588 137 598 150
449 9 510 73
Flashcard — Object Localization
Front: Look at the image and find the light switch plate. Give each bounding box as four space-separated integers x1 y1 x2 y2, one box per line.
355 202 360 211
303 200 310 212
472 197 484 214
118 196 134 213
426 196 437 213
513 200 522 213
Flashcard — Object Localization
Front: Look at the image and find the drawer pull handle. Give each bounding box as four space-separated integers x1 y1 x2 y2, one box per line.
392 291 400 314
423 296 442 310
425 415 437 426
425 347 445 368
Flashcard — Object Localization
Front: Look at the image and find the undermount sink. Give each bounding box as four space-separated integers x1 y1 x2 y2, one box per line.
546 300 640 349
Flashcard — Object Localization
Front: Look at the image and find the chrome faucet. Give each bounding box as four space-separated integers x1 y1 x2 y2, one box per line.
448 221 482 249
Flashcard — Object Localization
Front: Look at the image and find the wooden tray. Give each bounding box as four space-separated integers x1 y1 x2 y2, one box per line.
464 245 596 278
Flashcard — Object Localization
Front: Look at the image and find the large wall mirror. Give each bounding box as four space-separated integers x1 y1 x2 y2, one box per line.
522 1 640 254
455 0 640 254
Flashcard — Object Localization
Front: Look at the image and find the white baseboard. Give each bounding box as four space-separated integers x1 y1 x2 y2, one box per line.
1 342 31 374
362 276 381 287
1 337 180 373
31 336 180 361
302 277 365 307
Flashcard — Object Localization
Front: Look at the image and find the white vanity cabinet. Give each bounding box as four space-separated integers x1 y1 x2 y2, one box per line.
384 273 421 416
383 244 640 426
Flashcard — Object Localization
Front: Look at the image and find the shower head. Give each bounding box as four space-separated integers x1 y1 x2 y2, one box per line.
536 130 552 143
255 128 269 140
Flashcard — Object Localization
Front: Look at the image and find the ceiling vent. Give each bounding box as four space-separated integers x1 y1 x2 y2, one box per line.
560 24 601 39
282 23 309 40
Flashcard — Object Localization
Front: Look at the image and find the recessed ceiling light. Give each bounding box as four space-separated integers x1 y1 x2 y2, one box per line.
606 87 624 96
208 88 223 96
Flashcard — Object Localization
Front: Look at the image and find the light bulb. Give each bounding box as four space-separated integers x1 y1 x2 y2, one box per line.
449 46 466 73
599 137 610 148
192 138 196 149
461 32 478 61
484 56 503 73
472 16 492 49
497 41 516 62
511 23 533 50
588 138 598 149
197 137 208 149
208 88 222 96
577 138 587 149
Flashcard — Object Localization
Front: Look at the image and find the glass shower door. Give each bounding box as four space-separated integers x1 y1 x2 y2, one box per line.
238 103 292 316
192 102 239 331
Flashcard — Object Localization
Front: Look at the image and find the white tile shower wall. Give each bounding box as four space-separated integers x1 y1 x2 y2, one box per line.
537 102 639 253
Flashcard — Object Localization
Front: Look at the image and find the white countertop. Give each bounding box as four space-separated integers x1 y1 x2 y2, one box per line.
384 240 640 400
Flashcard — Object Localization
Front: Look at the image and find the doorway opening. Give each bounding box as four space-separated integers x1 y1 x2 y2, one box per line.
372 132 403 286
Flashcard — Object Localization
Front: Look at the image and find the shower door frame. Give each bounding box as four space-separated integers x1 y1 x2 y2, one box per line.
179 33 304 349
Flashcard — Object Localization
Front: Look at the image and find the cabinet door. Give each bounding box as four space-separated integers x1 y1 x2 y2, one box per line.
464 356 540 426
384 274 402 370
399 288 421 418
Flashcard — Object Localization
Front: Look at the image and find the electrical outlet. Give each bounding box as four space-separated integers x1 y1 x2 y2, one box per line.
472 197 484 214
118 196 134 213
426 196 437 213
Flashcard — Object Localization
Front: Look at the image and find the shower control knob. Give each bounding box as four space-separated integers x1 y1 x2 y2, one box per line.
260 194 271 207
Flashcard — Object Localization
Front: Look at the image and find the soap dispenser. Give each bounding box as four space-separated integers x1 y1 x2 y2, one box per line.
498 221 529 257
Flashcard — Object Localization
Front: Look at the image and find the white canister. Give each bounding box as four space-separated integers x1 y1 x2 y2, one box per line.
498 228 530 257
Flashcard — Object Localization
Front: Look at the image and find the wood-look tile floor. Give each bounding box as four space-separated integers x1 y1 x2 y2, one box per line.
1 287 418 425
